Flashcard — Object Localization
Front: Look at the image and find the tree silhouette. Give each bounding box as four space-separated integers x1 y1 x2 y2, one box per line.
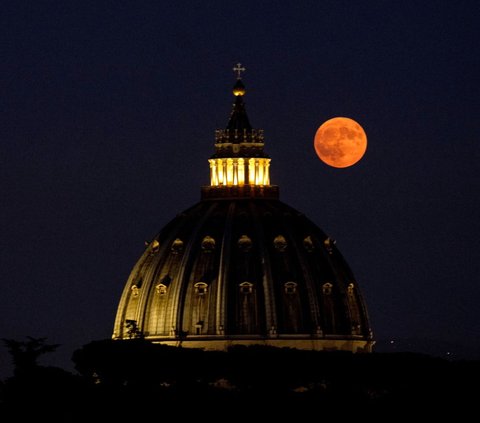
2 336 60 376
125 319 144 339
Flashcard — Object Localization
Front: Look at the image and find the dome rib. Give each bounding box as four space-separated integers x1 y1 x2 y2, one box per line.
216 202 235 336
248 200 278 337
281 213 322 334
173 201 221 338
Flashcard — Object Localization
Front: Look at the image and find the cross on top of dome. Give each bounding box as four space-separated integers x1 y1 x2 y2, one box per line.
233 63 246 79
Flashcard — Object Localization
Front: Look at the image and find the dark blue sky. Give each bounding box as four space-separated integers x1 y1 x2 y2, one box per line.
1 1 479 374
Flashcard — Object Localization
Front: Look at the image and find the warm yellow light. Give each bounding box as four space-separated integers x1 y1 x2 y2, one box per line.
257 159 264 185
209 160 218 185
233 161 238 185
237 158 245 184
248 158 255 184
226 159 233 185
209 157 270 187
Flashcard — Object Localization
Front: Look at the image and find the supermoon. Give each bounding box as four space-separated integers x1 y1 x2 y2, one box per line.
314 117 367 168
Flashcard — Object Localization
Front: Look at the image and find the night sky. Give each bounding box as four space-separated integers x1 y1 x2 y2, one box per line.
1 1 479 375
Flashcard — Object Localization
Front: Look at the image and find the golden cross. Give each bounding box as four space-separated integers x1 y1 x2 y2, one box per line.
233 63 246 79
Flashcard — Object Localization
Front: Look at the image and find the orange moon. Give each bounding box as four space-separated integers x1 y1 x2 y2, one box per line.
314 117 367 168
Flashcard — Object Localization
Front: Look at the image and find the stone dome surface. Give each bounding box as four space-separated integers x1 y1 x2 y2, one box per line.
113 69 373 352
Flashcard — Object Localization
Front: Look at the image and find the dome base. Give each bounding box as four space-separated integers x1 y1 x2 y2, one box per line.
201 184 279 200
129 336 374 353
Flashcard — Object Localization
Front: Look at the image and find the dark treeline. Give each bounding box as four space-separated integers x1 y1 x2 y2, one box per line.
1 338 479 420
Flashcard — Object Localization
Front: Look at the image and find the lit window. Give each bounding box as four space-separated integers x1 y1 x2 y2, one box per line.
201 236 216 252
194 282 208 295
226 158 234 185
322 282 333 295
303 236 314 252
248 158 255 184
239 281 253 294
284 281 297 294
238 234 252 252
131 285 139 297
324 237 336 254
171 238 184 254
274 235 287 252
150 239 160 254
237 158 245 185
156 283 167 295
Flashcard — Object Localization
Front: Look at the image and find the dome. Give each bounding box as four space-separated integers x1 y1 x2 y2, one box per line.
113 67 374 352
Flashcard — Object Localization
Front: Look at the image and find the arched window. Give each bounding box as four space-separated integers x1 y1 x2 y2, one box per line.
323 237 335 254
239 281 253 294
156 283 167 295
284 281 297 294
131 285 139 297
171 238 184 254
150 239 160 254
303 236 314 252
322 282 333 295
238 235 252 252
194 282 208 295
195 321 203 335
201 236 216 252
274 235 287 252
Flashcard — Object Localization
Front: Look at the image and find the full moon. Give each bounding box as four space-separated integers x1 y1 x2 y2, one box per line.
314 117 367 168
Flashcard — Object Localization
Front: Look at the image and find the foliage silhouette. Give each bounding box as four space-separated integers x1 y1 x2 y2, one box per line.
2 337 60 376
1 338 479 419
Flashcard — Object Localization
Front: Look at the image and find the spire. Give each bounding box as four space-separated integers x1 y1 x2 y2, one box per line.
226 79 252 132
226 64 251 132
213 64 264 148
202 65 278 199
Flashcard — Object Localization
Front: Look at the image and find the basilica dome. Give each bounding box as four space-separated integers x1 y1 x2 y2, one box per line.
113 69 374 352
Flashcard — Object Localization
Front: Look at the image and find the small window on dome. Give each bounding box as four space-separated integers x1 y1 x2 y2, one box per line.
303 236 314 252
348 283 355 295
156 283 167 295
150 239 160 254
131 285 139 297
238 235 252 252
201 236 216 252
284 281 297 294
195 321 204 335
324 237 336 254
239 281 253 294
274 235 287 252
171 238 184 254
322 282 333 295
194 282 208 295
